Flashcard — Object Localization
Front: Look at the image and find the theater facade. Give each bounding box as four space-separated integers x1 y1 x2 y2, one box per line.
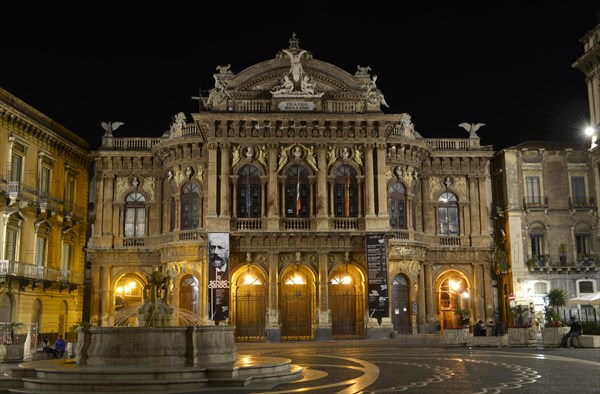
88 35 496 341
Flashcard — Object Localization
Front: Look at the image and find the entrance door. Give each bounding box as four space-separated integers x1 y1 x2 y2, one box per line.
233 270 266 342
330 269 365 339
391 274 410 334
178 275 200 325
281 284 314 341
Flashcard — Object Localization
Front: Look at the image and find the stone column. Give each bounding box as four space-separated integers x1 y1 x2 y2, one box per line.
100 265 111 327
468 175 479 235
376 143 389 216
474 263 485 320
421 176 431 234
478 175 489 235
364 143 375 218
220 143 231 218
266 252 281 342
418 263 426 328
424 263 435 324
316 144 328 218
482 260 494 319
316 252 332 340
206 142 219 218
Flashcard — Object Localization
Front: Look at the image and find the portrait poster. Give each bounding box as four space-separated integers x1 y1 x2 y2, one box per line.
366 233 389 318
208 232 230 321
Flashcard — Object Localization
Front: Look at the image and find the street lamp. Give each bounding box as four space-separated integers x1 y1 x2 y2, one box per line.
585 125 598 150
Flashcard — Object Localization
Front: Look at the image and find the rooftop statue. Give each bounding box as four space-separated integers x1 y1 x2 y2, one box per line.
271 33 323 97
458 122 486 138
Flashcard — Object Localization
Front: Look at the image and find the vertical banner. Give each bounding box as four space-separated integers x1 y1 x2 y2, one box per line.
366 233 389 318
208 233 230 321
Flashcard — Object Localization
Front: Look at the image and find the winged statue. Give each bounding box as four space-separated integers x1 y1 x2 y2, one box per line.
458 122 486 138
100 122 125 136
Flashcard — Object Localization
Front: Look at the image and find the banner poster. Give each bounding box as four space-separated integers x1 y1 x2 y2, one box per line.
366 233 389 318
208 232 230 320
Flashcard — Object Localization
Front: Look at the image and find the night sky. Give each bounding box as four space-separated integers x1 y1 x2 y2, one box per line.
1 6 598 151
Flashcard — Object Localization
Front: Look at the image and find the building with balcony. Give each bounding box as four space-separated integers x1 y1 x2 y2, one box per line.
88 35 496 341
0 87 92 345
492 140 600 325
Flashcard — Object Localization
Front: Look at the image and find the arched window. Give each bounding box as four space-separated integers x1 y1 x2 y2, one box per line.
32 299 42 330
438 192 459 235
0 293 14 322
333 165 357 218
285 165 309 217
4 214 21 261
124 192 145 237
388 181 407 229
181 182 200 230
238 165 261 218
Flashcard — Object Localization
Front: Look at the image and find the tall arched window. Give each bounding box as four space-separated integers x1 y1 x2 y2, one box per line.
238 165 261 218
0 293 14 322
181 182 200 230
333 165 357 218
285 165 309 217
388 181 407 229
438 192 459 235
124 192 145 237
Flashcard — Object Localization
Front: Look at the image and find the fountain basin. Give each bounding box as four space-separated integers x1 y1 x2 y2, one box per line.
76 325 237 367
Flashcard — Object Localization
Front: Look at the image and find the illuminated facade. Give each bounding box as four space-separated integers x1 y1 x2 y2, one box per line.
0 87 91 348
88 35 495 340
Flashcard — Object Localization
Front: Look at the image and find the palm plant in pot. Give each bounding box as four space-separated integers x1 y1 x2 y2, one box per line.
542 288 569 347
508 304 536 346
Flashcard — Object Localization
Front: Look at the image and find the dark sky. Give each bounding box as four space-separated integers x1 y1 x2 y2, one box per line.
1 6 598 151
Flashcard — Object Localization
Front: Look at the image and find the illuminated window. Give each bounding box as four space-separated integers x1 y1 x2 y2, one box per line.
124 192 145 237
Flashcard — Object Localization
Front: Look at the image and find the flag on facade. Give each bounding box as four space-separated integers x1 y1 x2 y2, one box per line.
246 172 251 217
296 176 301 215
345 173 350 217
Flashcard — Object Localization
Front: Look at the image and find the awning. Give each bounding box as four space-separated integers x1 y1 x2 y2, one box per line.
568 291 600 306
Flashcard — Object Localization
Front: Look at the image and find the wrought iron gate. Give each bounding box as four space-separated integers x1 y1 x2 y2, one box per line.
233 293 265 342
281 291 314 341
331 292 365 339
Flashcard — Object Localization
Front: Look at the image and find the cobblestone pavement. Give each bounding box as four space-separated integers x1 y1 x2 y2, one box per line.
221 334 600 394
2 334 598 393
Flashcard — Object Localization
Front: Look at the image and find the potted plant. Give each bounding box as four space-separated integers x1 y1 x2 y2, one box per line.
443 308 470 346
508 305 537 347
559 243 567 266
492 247 509 274
542 288 570 347
0 322 26 362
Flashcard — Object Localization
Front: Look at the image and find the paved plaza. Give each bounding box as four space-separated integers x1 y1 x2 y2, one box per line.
225 334 599 394
2 333 598 393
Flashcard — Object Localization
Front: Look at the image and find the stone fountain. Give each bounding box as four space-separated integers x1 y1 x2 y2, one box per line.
6 270 302 392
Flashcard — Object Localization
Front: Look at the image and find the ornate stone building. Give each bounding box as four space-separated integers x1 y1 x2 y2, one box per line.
492 141 599 325
0 87 91 350
88 35 495 341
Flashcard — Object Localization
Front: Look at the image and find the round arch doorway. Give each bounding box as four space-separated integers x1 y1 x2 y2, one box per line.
280 265 315 341
391 274 411 335
232 267 266 342
330 265 365 339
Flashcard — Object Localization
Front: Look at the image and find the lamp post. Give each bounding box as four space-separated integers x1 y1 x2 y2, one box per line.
585 125 598 150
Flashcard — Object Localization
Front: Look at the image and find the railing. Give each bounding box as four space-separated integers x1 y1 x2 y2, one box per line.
332 218 360 230
569 197 596 209
110 138 161 150
424 139 471 150
123 237 145 247
236 218 262 231
284 218 311 230
178 230 200 241
8 181 19 202
0 260 82 285
235 101 271 112
436 236 462 246
523 196 548 209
